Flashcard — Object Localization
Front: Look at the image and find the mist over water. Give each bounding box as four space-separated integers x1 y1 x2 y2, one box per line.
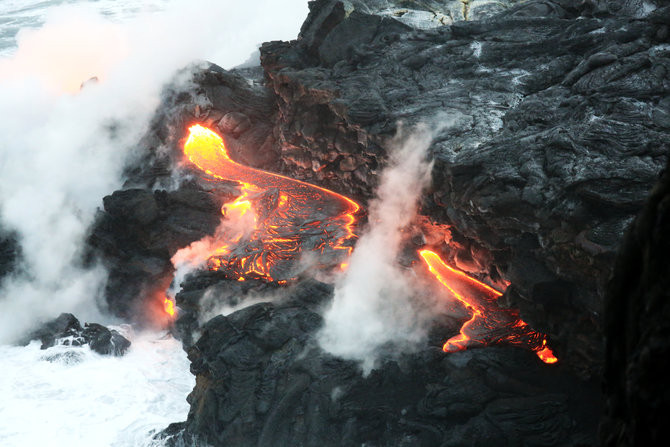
0 0 309 339
0 0 171 57
0 0 309 445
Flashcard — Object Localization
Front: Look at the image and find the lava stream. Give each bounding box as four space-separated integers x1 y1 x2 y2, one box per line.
172 124 360 282
419 249 557 364
170 125 557 365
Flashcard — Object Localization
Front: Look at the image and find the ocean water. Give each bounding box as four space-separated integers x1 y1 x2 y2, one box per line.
1 4 190 445
0 0 170 56
0 1 309 445
0 333 194 447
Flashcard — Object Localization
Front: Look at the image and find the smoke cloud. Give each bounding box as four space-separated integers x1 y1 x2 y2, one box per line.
0 0 309 343
317 121 447 373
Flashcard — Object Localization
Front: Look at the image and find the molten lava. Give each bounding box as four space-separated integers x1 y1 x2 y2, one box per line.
174 124 557 365
174 124 359 282
419 250 557 364
163 297 176 317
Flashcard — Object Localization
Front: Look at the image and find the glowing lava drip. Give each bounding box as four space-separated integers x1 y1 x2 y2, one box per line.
419 250 557 364
175 124 360 282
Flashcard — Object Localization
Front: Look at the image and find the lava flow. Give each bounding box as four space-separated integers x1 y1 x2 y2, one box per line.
172 124 360 282
419 249 557 364
171 124 556 365
163 297 175 317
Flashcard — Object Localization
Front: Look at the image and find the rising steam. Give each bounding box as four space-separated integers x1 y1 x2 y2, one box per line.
317 121 446 372
0 0 308 343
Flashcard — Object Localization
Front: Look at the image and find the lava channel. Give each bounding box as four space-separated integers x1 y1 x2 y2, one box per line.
419 249 558 364
172 124 360 282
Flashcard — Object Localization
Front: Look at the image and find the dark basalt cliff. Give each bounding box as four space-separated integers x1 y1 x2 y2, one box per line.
87 185 230 321
83 0 670 445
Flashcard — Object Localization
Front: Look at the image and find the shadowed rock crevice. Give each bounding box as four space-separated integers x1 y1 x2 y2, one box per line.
601 159 670 447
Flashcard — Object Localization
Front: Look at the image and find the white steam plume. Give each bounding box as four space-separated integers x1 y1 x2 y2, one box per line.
168 199 258 297
318 121 446 373
0 0 309 343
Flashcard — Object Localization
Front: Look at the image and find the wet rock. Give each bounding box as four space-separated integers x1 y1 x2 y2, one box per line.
22 313 82 349
21 313 131 356
81 323 132 356
41 350 86 364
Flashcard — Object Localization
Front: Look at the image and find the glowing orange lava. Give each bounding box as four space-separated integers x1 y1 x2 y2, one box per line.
535 339 558 364
174 124 556 364
419 249 557 364
163 296 176 317
174 124 360 282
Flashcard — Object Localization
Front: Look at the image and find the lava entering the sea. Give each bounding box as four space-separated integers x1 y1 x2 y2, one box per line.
170 124 556 364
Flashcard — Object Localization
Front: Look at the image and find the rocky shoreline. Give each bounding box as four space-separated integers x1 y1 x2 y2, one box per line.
73 0 670 445
21 313 131 357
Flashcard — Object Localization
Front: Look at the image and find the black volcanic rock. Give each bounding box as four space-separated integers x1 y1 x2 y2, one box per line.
89 65 285 320
0 228 19 284
258 0 670 377
87 183 230 319
601 159 670 446
81 323 132 356
125 65 279 189
21 313 131 356
160 282 600 447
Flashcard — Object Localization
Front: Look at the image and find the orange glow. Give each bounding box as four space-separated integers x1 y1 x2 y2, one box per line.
535 339 558 364
419 249 494 353
419 249 557 364
174 124 359 282
163 296 176 317
0 14 128 93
